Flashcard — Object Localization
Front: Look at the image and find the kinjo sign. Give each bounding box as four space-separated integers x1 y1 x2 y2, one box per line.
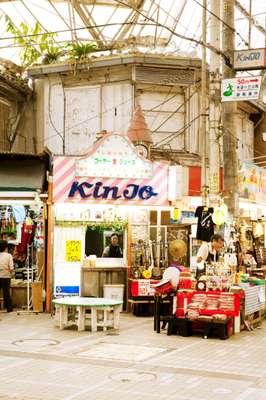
234 48 266 71
53 133 169 206
68 181 158 200
221 76 262 102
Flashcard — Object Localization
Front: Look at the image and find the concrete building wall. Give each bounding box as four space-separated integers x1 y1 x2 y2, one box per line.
0 95 36 154
236 110 254 164
254 114 266 161
0 102 10 151
12 100 36 153
37 67 201 156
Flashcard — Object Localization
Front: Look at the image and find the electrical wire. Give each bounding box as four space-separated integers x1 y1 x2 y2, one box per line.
47 0 73 31
0 4 227 60
154 113 202 148
20 0 48 33
192 0 266 50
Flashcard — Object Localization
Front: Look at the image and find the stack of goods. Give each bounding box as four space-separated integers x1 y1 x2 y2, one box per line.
205 262 233 291
176 291 194 317
186 293 206 319
179 270 196 289
219 294 235 313
183 292 240 320
205 294 219 311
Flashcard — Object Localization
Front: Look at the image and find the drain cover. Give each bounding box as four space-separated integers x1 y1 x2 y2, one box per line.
12 339 60 347
110 371 156 383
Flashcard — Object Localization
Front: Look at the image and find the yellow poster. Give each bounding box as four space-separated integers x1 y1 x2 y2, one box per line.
65 240 82 262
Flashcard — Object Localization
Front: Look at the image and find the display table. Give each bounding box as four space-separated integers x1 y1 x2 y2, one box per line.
52 296 123 332
167 316 233 339
129 279 160 316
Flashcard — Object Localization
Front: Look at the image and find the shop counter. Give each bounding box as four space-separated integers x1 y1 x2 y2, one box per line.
80 266 127 308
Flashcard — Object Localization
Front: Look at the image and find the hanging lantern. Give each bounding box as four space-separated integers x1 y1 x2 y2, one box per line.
219 202 228 215
212 207 225 226
170 207 182 222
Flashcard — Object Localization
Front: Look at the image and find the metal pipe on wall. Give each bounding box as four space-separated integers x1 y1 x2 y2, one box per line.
209 0 221 195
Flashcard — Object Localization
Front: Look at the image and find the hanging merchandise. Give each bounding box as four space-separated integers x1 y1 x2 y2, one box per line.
0 206 17 240
253 221 264 238
195 206 215 241
11 205 26 224
142 269 152 279
14 221 36 262
212 206 226 226
170 207 182 223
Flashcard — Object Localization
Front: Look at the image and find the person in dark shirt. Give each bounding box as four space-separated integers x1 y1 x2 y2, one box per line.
102 233 123 258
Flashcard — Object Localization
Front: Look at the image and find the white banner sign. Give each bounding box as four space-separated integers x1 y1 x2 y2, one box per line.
221 76 262 102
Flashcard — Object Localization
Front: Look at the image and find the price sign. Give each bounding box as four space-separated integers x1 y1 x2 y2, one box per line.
65 240 82 262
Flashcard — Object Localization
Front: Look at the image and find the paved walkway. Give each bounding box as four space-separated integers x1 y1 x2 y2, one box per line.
0 311 265 400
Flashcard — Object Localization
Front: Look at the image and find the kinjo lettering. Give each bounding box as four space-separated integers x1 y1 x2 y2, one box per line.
68 181 158 200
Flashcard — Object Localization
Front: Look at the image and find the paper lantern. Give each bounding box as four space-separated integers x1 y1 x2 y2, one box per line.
170 207 182 222
212 207 225 225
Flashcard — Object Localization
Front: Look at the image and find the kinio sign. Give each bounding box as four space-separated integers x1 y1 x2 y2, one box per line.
53 133 169 206
68 181 158 201
234 48 266 71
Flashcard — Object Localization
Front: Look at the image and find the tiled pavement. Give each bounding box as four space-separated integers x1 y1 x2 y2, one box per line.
0 311 266 400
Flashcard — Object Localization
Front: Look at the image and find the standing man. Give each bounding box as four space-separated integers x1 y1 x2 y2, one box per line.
102 233 123 258
0 240 14 312
196 234 224 277
196 234 224 263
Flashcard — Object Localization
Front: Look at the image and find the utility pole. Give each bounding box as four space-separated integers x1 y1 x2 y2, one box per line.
222 0 239 217
201 0 208 205
248 0 252 48
209 0 221 195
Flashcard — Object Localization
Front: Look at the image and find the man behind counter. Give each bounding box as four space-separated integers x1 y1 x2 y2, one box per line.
196 233 224 263
102 233 123 258
196 234 224 278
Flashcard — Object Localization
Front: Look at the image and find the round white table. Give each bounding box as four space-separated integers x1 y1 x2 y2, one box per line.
52 296 123 332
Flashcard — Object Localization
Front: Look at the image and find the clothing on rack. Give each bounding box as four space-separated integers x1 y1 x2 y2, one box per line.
11 206 26 224
13 222 36 262
0 207 17 238
195 206 214 242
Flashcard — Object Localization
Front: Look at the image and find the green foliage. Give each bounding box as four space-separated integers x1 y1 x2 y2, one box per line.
5 16 98 66
42 46 64 65
68 42 98 60
88 221 127 232
55 220 127 232
5 16 60 66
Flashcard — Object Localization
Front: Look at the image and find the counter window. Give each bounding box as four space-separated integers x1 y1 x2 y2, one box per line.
85 227 123 258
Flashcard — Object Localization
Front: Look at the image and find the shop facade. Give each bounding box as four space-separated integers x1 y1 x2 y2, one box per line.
50 133 185 310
